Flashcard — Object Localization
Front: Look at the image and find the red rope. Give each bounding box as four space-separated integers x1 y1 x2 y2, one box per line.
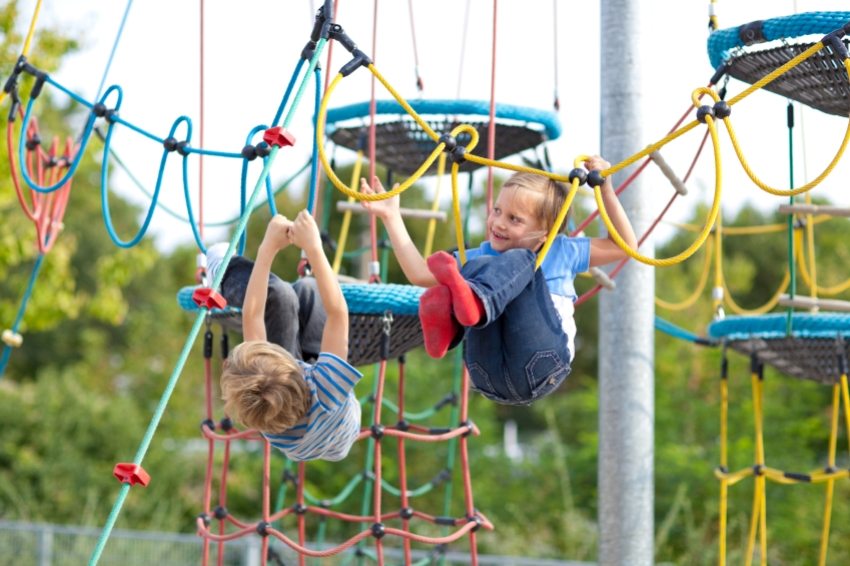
485 0 498 214
406 0 424 92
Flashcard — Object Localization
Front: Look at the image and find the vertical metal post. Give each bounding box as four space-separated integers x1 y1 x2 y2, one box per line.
599 0 655 564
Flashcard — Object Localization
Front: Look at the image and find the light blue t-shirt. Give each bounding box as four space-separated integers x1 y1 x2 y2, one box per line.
464 235 591 300
263 352 363 462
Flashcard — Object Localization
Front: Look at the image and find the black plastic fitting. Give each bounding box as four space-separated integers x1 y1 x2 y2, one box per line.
396 419 409 431
241 144 257 161
449 145 466 164
400 507 414 520
696 105 715 124
197 512 211 527
25 134 41 151
201 418 215 431
176 141 190 156
294 503 308 515
204 330 213 358
371 523 386 538
586 170 606 188
163 137 178 152
255 141 271 158
214 505 228 520
713 101 731 119
439 133 457 151
220 417 233 431
370 423 385 439
256 521 270 536
568 167 588 186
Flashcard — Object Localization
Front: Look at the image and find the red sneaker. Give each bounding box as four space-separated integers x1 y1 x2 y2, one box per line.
427 251 484 326
419 285 462 359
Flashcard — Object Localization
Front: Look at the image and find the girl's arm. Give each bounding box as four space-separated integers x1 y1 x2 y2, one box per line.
360 176 438 287
587 156 638 267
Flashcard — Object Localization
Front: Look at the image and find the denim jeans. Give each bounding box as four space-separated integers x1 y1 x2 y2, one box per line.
220 256 326 361
461 248 571 405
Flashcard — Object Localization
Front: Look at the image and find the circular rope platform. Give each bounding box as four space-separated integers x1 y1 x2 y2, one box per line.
325 99 562 176
707 12 850 117
708 312 850 384
178 283 425 367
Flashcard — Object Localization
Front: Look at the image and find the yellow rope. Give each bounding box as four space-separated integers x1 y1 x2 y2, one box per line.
0 0 43 107
718 365 729 566
655 237 713 311
818 380 842 566
331 153 364 274
535 156 584 268
423 152 447 257
451 160 467 266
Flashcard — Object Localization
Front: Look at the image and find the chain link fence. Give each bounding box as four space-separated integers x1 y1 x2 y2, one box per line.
0 520 593 566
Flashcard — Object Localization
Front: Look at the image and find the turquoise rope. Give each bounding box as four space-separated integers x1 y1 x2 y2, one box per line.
88 37 330 566
94 0 134 102
0 254 45 378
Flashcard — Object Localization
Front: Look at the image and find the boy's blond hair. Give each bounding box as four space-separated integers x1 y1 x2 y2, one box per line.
220 341 312 433
502 172 570 234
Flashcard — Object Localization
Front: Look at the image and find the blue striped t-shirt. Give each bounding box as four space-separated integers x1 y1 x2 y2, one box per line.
262 352 363 462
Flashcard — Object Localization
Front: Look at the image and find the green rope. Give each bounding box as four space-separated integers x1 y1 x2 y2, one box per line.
785 102 796 336
88 37 329 566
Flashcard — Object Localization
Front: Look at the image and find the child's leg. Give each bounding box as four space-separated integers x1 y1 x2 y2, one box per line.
419 285 463 358
427 252 485 326
458 248 538 326
464 266 570 405
292 277 328 361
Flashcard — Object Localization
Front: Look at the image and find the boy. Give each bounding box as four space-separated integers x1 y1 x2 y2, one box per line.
217 211 363 461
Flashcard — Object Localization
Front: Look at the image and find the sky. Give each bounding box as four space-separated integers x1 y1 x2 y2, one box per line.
19 0 850 252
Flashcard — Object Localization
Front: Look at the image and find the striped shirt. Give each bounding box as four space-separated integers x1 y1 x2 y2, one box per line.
263 352 363 461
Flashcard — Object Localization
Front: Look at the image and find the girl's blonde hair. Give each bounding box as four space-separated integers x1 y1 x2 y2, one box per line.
220 341 312 433
502 172 570 234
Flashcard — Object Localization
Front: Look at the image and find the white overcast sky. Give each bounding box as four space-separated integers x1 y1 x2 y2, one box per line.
19 0 850 250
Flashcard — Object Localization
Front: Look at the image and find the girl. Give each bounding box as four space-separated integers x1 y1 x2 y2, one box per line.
361 156 637 405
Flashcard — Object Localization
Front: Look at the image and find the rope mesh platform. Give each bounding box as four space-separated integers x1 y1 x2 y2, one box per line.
178 283 424 367
325 99 561 176
707 12 850 117
707 312 850 383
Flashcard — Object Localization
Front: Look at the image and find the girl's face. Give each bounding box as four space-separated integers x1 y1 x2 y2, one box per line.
487 185 547 252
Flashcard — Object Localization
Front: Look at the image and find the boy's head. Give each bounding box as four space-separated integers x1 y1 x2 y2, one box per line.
220 341 312 433
487 172 569 252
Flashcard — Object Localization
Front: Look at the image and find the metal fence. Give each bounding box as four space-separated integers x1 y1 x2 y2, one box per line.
0 520 593 566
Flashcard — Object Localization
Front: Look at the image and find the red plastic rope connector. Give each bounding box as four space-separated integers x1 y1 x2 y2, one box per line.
263 126 296 148
192 287 227 310
113 463 150 487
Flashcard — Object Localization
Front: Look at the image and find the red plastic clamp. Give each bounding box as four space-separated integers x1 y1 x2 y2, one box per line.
263 126 296 148
113 463 151 487
192 287 228 310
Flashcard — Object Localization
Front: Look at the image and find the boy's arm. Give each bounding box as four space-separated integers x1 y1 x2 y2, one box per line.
360 176 437 287
587 156 639 267
290 210 350 361
243 215 293 341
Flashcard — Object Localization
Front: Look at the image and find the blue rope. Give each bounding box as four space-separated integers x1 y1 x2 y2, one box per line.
655 316 715 346
94 0 135 102
707 11 850 70
0 254 45 378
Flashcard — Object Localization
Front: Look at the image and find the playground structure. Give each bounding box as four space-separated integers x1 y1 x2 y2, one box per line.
1 1 850 565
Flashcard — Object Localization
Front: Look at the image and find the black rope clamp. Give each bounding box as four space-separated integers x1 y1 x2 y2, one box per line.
219 416 233 431
370 423 385 439
256 521 270 537
201 418 215 432
823 29 850 60
25 133 41 151
92 103 118 123
467 514 483 532
399 506 414 520
328 24 372 77
696 105 715 124
713 101 731 120
449 145 466 165
738 20 766 46
439 133 457 152
293 503 308 515
204 329 213 359
214 505 228 520
752 464 764 476
3 55 29 94
568 168 588 186
586 170 606 188
370 522 386 539
197 512 211 527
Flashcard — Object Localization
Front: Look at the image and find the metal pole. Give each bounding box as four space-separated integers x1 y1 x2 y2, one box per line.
598 0 655 564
